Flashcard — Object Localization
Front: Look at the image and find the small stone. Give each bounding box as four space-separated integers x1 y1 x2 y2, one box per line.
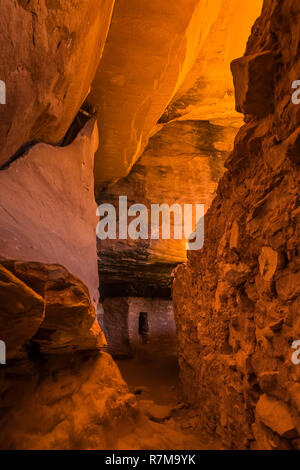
223 263 251 286
265 144 286 170
276 271 300 301
258 372 279 394
231 51 274 117
230 220 239 249
259 246 278 281
256 394 298 439
139 400 172 422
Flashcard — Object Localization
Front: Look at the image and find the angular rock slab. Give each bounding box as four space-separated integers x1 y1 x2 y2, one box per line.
256 394 298 439
5 261 106 354
231 51 274 117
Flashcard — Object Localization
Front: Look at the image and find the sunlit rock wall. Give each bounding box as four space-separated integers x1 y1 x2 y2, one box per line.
88 0 262 190
0 1 142 451
0 0 114 167
173 0 300 450
161 0 262 126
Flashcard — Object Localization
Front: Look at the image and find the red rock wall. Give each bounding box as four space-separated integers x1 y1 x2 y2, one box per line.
173 0 300 450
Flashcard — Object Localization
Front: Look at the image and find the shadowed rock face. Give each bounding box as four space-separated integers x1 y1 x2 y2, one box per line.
0 0 114 167
0 263 45 360
173 0 300 450
0 350 135 450
0 119 100 306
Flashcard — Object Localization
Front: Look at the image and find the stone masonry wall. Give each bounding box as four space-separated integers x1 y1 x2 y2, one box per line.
173 0 300 450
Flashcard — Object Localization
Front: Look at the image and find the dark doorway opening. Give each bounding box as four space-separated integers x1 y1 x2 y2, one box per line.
138 312 149 344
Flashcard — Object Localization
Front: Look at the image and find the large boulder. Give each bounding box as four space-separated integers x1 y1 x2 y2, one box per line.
0 351 136 450
0 261 134 450
0 264 45 360
0 260 106 358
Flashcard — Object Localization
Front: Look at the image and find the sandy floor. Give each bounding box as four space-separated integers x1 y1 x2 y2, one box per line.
114 342 221 450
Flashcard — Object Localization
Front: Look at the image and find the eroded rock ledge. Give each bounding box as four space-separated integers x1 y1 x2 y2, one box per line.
0 119 100 306
173 0 300 450
0 260 136 450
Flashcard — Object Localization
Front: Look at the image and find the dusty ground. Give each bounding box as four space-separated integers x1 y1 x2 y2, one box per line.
115 341 221 450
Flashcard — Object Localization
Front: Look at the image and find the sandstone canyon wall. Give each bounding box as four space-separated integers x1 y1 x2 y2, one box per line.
88 0 261 190
0 120 100 306
98 120 236 297
173 0 300 450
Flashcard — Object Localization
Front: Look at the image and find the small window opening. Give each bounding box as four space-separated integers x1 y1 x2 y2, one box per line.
138 312 149 344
